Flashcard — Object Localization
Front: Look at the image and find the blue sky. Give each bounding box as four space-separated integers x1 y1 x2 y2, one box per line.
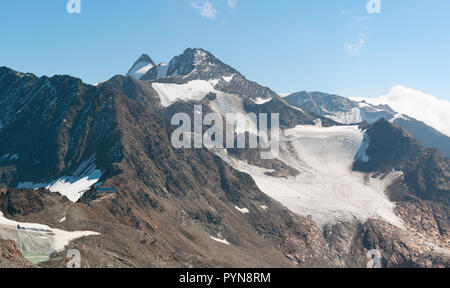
0 0 449 101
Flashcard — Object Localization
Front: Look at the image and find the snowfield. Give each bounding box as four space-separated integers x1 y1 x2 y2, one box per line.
17 155 102 202
127 61 154 80
217 125 405 228
208 92 259 135
152 80 260 135
326 107 363 124
0 211 99 253
152 80 217 107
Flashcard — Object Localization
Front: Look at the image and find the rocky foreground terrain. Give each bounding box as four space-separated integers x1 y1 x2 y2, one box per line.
0 239 35 268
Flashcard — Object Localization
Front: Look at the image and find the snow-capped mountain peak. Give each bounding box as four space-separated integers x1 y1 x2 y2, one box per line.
126 54 156 80
134 48 239 82
126 48 278 109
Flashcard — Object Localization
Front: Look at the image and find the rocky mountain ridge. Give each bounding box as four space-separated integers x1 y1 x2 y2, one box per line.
0 48 447 267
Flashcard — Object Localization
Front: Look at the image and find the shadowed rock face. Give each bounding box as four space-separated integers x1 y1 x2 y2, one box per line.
354 118 449 204
0 187 71 226
0 67 121 187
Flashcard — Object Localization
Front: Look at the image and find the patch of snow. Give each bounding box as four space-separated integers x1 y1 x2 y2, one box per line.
17 155 102 202
0 212 53 232
209 79 220 86
391 113 408 122
210 236 230 245
208 92 259 135
326 107 363 124
12 71 27 78
194 50 208 65
356 101 375 109
59 217 66 223
428 245 450 257
222 75 234 82
253 97 272 105
152 80 217 107
1 153 19 161
287 104 306 113
151 80 259 135
235 206 250 214
0 212 98 252
216 125 405 228
314 119 322 127
127 61 154 80
52 230 98 252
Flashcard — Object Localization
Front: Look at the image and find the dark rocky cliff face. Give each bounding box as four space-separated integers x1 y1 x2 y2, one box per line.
0 67 121 186
354 118 449 204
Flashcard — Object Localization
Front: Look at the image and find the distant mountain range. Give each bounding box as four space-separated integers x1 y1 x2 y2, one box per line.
284 91 450 158
0 48 448 268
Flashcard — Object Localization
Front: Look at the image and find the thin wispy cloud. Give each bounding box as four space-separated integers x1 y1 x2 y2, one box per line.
190 0 218 19
189 0 238 19
345 35 365 55
227 0 239 8
344 15 370 55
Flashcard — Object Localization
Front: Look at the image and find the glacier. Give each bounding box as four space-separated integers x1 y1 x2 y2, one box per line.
0 211 99 253
217 125 404 228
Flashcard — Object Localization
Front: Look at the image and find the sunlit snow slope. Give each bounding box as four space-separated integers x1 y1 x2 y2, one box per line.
17 155 102 202
218 125 404 228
